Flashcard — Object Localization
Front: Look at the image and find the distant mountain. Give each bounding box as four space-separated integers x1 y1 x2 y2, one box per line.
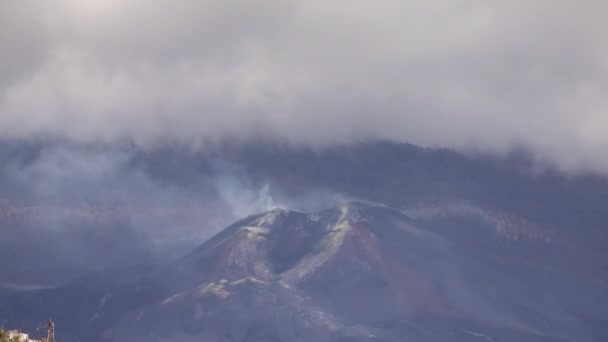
2 202 606 341
2 140 608 287
1 140 608 341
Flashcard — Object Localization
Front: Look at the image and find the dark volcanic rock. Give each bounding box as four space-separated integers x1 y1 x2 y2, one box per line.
2 202 607 342
106 202 606 341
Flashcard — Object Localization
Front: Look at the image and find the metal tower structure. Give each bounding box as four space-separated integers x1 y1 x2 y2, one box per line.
37 319 54 342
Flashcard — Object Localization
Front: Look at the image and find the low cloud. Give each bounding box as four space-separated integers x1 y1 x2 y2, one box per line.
0 1 607 173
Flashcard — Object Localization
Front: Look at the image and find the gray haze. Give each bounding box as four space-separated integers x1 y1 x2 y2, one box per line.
0 142 349 285
1 1 608 172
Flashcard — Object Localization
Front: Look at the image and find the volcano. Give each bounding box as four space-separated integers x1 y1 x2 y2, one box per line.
88 201 604 341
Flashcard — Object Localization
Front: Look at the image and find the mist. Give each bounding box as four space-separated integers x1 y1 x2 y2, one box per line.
0 141 347 285
0 1 607 173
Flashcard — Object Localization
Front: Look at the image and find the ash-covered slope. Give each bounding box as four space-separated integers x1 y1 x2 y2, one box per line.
104 201 605 342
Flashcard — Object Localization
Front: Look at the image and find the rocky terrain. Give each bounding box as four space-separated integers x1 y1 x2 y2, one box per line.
1 201 606 341
1 141 608 341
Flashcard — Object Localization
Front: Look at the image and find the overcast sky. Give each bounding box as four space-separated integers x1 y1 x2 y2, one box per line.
1 0 607 172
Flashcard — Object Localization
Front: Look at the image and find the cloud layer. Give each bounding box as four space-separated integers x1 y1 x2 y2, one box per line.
1 0 607 172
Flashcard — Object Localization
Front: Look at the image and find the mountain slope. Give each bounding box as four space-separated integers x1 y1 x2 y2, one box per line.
102 202 606 341
3 140 608 290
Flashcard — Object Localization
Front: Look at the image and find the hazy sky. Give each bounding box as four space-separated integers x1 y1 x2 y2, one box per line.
1 0 607 172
